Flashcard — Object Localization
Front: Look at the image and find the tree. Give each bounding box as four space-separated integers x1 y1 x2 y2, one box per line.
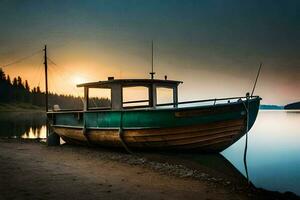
36 86 41 93
12 78 18 87
25 80 30 91
6 75 11 85
17 76 24 89
0 68 109 109
0 68 5 81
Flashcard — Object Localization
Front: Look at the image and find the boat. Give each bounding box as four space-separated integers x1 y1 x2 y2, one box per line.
47 77 261 152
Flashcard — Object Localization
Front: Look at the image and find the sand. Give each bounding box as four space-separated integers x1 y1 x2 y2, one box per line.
0 139 298 200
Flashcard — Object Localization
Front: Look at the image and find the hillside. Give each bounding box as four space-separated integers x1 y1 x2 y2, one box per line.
260 104 283 110
284 102 300 110
0 68 110 111
0 103 44 112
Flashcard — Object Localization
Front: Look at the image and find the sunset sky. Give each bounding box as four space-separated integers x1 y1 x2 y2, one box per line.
0 0 299 105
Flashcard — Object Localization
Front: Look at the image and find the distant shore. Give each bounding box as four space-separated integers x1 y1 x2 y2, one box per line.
0 103 44 112
0 139 298 200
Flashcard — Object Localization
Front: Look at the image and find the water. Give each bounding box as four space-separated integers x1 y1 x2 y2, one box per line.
0 110 299 195
0 112 46 139
222 110 300 195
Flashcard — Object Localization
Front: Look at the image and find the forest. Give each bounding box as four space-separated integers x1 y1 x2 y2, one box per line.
0 68 110 110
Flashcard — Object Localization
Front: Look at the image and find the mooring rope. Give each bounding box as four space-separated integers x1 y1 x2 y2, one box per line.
242 96 250 184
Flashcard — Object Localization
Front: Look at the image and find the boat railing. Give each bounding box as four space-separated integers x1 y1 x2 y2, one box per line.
47 106 111 113
155 95 260 108
119 95 259 109
47 96 260 113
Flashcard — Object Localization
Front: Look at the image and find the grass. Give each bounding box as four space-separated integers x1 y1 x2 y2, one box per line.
0 103 44 112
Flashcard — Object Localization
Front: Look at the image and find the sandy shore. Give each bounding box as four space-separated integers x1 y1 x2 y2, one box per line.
0 139 298 200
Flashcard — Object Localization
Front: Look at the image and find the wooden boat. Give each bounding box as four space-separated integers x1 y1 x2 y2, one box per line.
47 78 261 152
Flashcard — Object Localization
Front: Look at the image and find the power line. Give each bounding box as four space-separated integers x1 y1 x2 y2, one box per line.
37 62 44 88
46 57 85 101
47 57 57 66
1 49 42 68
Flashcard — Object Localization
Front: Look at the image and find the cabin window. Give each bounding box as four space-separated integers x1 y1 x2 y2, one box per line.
88 88 111 109
122 86 149 108
156 87 173 105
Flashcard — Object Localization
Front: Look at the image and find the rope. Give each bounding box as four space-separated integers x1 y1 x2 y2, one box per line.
242 97 250 184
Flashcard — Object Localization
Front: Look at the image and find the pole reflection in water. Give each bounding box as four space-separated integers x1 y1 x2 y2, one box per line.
21 125 47 139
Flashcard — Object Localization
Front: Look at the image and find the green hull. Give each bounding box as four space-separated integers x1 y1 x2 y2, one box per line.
48 97 260 152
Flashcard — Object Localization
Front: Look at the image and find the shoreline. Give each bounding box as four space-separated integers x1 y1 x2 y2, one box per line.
0 103 44 113
0 139 299 200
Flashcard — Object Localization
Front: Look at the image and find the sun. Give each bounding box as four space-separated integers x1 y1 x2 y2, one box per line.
71 75 86 85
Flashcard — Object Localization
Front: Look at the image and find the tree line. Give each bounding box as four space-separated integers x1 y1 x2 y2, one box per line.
0 68 110 110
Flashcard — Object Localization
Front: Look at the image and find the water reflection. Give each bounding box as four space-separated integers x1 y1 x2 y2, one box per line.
222 110 300 195
0 112 46 139
22 126 47 139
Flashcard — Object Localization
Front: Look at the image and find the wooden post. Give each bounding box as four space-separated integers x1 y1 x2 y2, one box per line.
84 87 89 111
148 84 156 108
148 84 157 108
111 84 122 110
173 86 178 107
152 84 157 108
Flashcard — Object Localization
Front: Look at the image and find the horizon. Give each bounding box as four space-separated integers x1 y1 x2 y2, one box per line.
0 0 299 105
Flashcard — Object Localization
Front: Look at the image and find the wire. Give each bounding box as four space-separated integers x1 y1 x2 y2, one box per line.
47 58 85 104
47 55 109 108
48 67 67 95
37 62 44 88
32 58 43 89
47 57 57 66
1 49 42 68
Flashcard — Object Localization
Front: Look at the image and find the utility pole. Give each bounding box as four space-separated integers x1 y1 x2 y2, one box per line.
43 45 48 112
43 45 60 146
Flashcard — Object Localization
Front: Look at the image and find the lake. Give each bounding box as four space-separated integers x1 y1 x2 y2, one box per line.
0 110 299 195
222 110 300 195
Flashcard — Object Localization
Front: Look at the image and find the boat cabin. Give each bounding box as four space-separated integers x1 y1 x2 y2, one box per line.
77 77 183 111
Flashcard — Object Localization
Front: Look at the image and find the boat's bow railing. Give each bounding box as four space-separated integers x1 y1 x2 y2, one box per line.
155 95 260 108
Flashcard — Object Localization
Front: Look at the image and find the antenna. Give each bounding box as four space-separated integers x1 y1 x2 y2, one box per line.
251 62 262 97
149 40 155 79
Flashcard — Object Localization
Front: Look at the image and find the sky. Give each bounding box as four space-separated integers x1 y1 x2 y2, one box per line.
0 0 299 105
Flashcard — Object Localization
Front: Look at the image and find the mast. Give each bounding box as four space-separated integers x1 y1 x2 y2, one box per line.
43 45 49 112
150 40 155 79
251 62 262 97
